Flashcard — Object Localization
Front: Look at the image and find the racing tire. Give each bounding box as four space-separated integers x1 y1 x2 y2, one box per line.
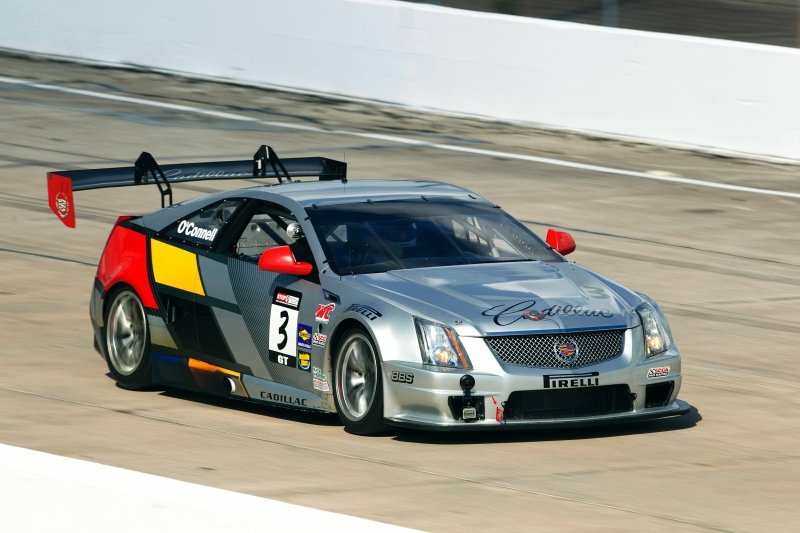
104 287 153 390
333 328 386 435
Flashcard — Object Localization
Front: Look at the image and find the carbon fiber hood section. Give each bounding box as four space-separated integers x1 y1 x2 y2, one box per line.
350 261 639 335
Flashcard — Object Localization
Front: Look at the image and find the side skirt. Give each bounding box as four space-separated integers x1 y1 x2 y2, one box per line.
151 352 332 413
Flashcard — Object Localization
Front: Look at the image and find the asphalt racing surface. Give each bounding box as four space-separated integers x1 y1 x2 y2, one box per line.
1 55 798 531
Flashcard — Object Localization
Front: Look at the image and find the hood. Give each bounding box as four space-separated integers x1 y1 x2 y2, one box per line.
353 261 638 336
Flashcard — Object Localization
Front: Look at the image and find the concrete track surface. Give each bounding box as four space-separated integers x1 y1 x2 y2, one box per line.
0 55 798 532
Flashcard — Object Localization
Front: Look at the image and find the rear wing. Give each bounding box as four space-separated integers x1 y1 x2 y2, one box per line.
47 145 347 227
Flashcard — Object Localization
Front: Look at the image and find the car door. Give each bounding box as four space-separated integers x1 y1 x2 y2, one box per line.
149 198 246 363
199 200 326 395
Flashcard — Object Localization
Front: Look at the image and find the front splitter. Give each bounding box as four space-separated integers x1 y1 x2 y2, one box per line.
385 400 691 432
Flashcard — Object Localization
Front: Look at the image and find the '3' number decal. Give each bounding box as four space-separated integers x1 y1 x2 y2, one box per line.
268 287 302 367
276 310 289 350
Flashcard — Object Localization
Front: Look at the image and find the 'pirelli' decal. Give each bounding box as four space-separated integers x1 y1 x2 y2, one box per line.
543 372 600 389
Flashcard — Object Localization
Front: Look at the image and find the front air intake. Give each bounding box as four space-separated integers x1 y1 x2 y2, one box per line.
503 385 633 420
645 381 675 408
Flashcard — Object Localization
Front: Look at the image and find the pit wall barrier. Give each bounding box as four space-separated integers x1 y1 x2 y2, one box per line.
0 443 417 532
3 0 799 160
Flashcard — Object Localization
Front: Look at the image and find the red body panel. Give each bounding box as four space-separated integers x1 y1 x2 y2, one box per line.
97 225 157 309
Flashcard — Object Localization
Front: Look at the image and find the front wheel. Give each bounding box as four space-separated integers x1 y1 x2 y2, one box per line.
104 288 152 390
333 329 386 435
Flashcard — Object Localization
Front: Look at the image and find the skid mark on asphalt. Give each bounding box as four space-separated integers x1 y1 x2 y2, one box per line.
1 75 799 200
0 194 118 225
521 219 800 269
0 246 96 267
660 305 797 334
580 246 800 287
683 371 800 394
2 386 731 532
695 295 800 306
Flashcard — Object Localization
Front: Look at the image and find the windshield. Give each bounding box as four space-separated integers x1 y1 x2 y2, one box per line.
307 198 562 275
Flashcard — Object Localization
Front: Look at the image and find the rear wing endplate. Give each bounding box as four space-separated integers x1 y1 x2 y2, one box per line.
47 145 347 227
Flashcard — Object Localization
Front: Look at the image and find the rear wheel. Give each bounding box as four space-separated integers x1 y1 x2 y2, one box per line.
333 329 386 435
104 288 152 390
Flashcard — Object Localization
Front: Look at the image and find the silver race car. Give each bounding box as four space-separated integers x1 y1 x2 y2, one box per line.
47 145 689 434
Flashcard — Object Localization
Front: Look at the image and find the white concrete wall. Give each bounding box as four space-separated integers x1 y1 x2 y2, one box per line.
3 0 800 160
0 444 417 532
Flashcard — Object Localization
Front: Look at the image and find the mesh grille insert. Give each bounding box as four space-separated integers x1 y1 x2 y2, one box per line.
485 329 625 368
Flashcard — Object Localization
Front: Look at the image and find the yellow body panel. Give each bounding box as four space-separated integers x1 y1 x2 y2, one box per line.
150 240 205 296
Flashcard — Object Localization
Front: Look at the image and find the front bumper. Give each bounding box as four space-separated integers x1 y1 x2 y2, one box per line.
381 351 686 431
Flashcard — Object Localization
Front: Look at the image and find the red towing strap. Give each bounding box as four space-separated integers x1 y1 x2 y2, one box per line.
47 173 76 228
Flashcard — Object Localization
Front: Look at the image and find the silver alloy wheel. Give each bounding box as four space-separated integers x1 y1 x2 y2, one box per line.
336 333 378 421
106 291 146 376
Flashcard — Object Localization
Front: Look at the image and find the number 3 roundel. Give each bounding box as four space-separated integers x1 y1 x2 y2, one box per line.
268 287 302 367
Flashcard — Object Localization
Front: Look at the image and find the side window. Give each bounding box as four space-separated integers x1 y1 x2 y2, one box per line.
164 199 243 248
233 207 297 261
324 224 348 247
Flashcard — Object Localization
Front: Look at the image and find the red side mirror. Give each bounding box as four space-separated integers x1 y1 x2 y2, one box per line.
258 245 313 276
546 229 576 256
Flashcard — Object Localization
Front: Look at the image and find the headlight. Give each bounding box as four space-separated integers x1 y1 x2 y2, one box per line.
414 318 470 368
636 303 670 358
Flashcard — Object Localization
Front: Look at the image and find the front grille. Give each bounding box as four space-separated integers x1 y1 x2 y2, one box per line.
485 329 625 368
504 385 633 420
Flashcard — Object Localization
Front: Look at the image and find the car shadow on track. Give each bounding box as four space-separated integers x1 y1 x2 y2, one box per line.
390 405 702 444
115 378 701 439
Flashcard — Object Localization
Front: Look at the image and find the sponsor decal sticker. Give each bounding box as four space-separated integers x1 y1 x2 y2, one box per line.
543 371 600 389
177 220 218 242
269 352 296 367
390 371 414 384
259 392 307 406
348 304 382 321
312 367 330 392
275 290 301 309
312 332 327 347
298 351 311 371
269 287 303 368
647 366 670 379
297 323 312 350
315 303 335 323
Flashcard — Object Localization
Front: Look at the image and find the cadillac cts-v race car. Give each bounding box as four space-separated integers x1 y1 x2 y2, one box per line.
47 145 689 434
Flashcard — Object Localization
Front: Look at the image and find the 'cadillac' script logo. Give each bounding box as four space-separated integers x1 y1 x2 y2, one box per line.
554 339 579 362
